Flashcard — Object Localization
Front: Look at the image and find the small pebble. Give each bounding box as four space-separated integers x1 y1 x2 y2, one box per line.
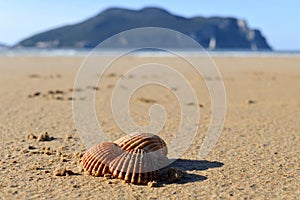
104 174 113 179
56 97 63 100
53 168 75 176
34 92 41 96
55 90 64 94
248 100 256 104
44 151 52 155
65 133 72 139
36 132 54 142
56 151 62 157
27 133 37 140
147 181 158 187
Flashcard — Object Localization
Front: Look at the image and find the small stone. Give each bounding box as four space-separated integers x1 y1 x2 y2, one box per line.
104 174 113 179
72 152 82 159
28 74 40 78
86 86 99 90
53 167 75 176
60 146 66 151
56 151 62 157
56 97 63 100
186 102 195 106
29 150 41 155
55 90 64 94
34 92 41 96
147 181 158 187
44 151 52 155
69 88 82 92
42 146 50 151
83 170 91 175
138 98 157 104
65 133 72 139
36 132 54 142
29 165 40 170
27 133 37 140
107 73 117 77
248 100 256 104
28 145 35 150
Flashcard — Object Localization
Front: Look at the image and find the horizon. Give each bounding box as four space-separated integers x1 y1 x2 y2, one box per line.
1 1 299 50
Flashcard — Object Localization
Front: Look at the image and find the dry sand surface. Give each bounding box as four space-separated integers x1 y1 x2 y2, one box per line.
0 56 299 199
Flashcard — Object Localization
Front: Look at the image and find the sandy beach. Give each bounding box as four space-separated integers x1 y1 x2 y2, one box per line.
0 55 299 199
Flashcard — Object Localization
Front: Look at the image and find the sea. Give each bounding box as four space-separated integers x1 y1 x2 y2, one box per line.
1 48 300 57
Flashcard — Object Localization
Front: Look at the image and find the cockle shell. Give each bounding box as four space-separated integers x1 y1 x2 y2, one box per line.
80 142 123 176
109 148 169 185
80 133 169 185
114 132 168 156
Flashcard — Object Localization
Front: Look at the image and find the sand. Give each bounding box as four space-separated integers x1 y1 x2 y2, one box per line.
0 55 299 199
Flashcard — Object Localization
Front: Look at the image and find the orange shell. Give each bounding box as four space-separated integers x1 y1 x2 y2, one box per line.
109 148 169 185
80 142 123 176
114 132 168 156
81 133 169 185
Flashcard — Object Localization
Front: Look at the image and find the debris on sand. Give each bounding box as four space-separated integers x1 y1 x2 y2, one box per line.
36 132 54 142
104 174 114 180
53 167 75 176
147 181 158 187
138 98 157 104
27 132 54 142
158 167 186 183
27 133 37 140
28 92 41 98
248 100 256 104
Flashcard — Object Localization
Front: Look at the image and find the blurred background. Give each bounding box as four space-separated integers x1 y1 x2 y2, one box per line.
0 0 299 51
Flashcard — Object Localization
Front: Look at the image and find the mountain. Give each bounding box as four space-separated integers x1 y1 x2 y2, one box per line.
0 43 8 48
17 7 272 50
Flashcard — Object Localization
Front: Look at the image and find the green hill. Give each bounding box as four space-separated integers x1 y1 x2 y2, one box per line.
17 7 272 50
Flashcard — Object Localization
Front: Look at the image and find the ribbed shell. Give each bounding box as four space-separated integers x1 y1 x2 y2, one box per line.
114 132 168 156
80 142 123 176
109 148 169 185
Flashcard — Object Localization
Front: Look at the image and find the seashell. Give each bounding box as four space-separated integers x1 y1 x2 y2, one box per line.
80 142 123 176
80 133 170 185
109 148 169 185
114 132 168 156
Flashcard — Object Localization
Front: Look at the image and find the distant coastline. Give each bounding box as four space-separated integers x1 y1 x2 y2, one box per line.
1 47 299 57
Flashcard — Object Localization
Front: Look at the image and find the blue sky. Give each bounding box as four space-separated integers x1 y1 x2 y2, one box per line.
0 0 299 50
